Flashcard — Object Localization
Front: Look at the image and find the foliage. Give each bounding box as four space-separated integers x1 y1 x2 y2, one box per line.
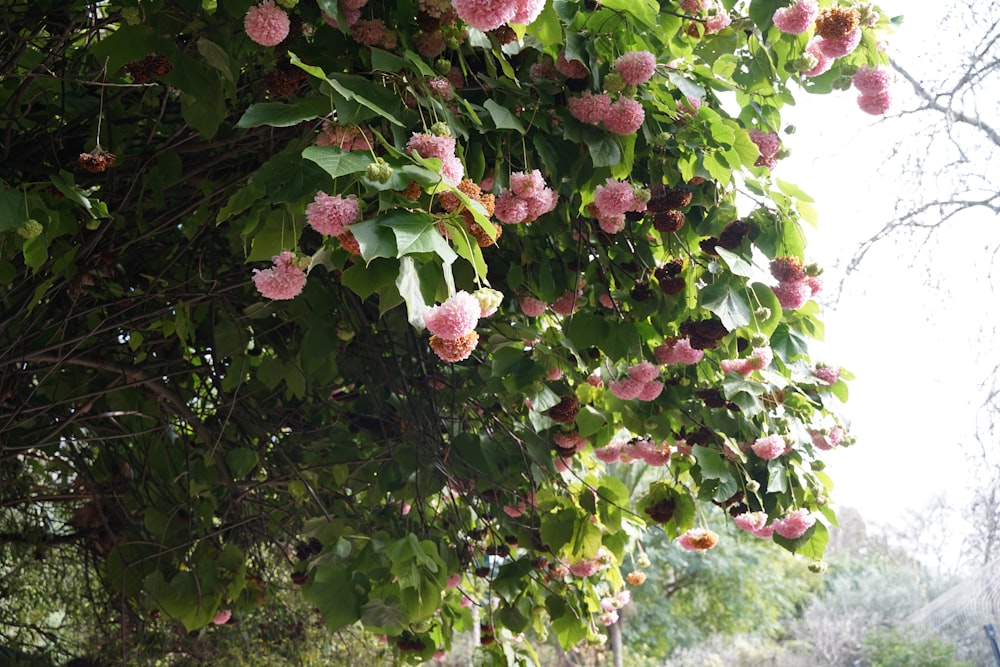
863 627 973 667
625 508 819 660
1 0 892 662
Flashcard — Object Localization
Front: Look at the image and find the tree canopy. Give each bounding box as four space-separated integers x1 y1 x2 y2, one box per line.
0 0 893 662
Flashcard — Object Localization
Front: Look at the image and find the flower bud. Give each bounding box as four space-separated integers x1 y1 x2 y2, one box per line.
808 560 828 573
430 121 451 137
793 54 819 72
750 332 769 348
602 72 627 95
434 59 452 75
753 306 771 321
746 480 761 493
472 287 503 317
366 158 393 184
17 219 43 239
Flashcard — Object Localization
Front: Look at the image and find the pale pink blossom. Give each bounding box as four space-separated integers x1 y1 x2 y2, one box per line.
213 609 232 625
569 558 599 577
852 65 893 95
654 338 704 365
817 26 862 58
551 290 583 315
641 441 670 466
749 129 780 161
569 92 612 125
613 51 657 86
680 0 706 11
594 179 640 217
452 0 519 31
554 431 588 453
547 367 564 381
733 511 772 539
636 380 664 401
628 360 659 383
244 0 290 46
518 295 547 316
593 443 623 463
773 509 816 539
803 39 834 77
252 251 306 300
512 0 545 24
494 191 529 223
555 52 588 78
610 377 644 400
858 90 892 115
600 610 620 626
407 132 455 160
772 0 818 34
424 291 480 340
306 192 361 236
751 434 787 460
705 12 732 33
773 280 811 309
812 365 841 385
603 98 645 135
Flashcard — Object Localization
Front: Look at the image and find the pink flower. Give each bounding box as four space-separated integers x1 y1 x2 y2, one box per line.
452 0 519 31
772 0 818 34
614 51 656 86
555 52 589 78
681 0 706 11
654 338 704 365
637 380 664 401
641 441 670 465
705 12 731 33
598 213 626 234
427 76 454 100
610 377 644 400
522 189 558 222
494 191 529 224
622 437 655 462
628 360 659 383
546 367 564 381
252 251 306 300
733 511 772 539
439 155 465 186
509 170 544 195
751 434 787 460
568 92 612 125
503 503 525 518
858 90 892 115
603 98 645 135
518 295 547 317
852 65 893 95
812 365 841 385
306 192 361 236
244 0 290 47
554 431 588 453
803 39 834 77
810 426 844 450
817 26 862 58
551 290 582 315
773 509 816 539
593 443 623 463
600 610 620 626
807 275 823 296
677 527 719 551
424 291 480 340
530 58 559 80
512 0 545 24
749 129 780 160
569 558 599 577
773 280 811 309
594 179 638 217
446 573 461 588
212 609 232 625
415 31 447 58
407 132 456 160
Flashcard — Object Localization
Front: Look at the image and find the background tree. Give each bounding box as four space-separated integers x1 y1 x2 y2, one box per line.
1 0 894 663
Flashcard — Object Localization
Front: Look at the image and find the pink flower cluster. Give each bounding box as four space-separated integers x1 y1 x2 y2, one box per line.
452 0 543 32
677 527 719 551
569 93 645 136
252 251 307 300
325 0 369 28
749 129 781 170
594 436 670 466
316 124 373 151
591 178 647 233
550 285 584 316
424 291 480 339
721 346 772 377
613 51 656 86
734 511 773 539
810 425 845 450
812 364 841 385
853 65 892 115
772 0 818 35
816 27 862 58
770 256 821 309
773 509 816 539
407 132 464 186
306 192 361 236
244 1 290 46
554 431 588 455
555 52 588 78
494 170 558 224
610 361 664 402
801 39 834 78
351 19 397 48
751 434 788 460
654 337 704 365
518 295 547 317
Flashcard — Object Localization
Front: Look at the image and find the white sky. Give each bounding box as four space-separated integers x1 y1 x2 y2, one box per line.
778 0 1000 558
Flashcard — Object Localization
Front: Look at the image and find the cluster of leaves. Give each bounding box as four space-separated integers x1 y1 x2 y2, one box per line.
1 0 890 662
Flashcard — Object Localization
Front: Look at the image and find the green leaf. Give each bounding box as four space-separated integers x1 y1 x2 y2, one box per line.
600 0 660 29
484 100 526 133
370 48 409 73
341 257 399 299
237 98 330 129
585 131 622 168
196 37 236 95
540 507 576 553
395 256 427 329
766 459 788 493
701 282 752 331
350 218 397 264
22 235 48 269
305 565 361 631
692 445 729 480
225 448 258 478
303 146 374 179
575 405 607 437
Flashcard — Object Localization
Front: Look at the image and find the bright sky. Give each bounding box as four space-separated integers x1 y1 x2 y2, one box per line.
778 0 1000 560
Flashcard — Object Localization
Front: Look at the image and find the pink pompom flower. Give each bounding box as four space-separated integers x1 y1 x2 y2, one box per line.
852 65 893 95
802 39 834 77
212 609 232 625
511 0 545 24
733 511 773 539
817 26 862 58
812 365 841 385
518 295 547 317
568 558 600 577
654 338 704 365
857 90 892 115
452 0 519 31
252 251 307 300
306 192 361 237
593 442 623 463
628 360 659 383
773 509 816 539
751 434 787 460
424 291 481 340
613 51 657 86
555 52 588 78
603 97 645 135
568 92 612 125
610 377 644 400
772 0 818 35
677 527 719 551
245 0 290 47
773 280 811 309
